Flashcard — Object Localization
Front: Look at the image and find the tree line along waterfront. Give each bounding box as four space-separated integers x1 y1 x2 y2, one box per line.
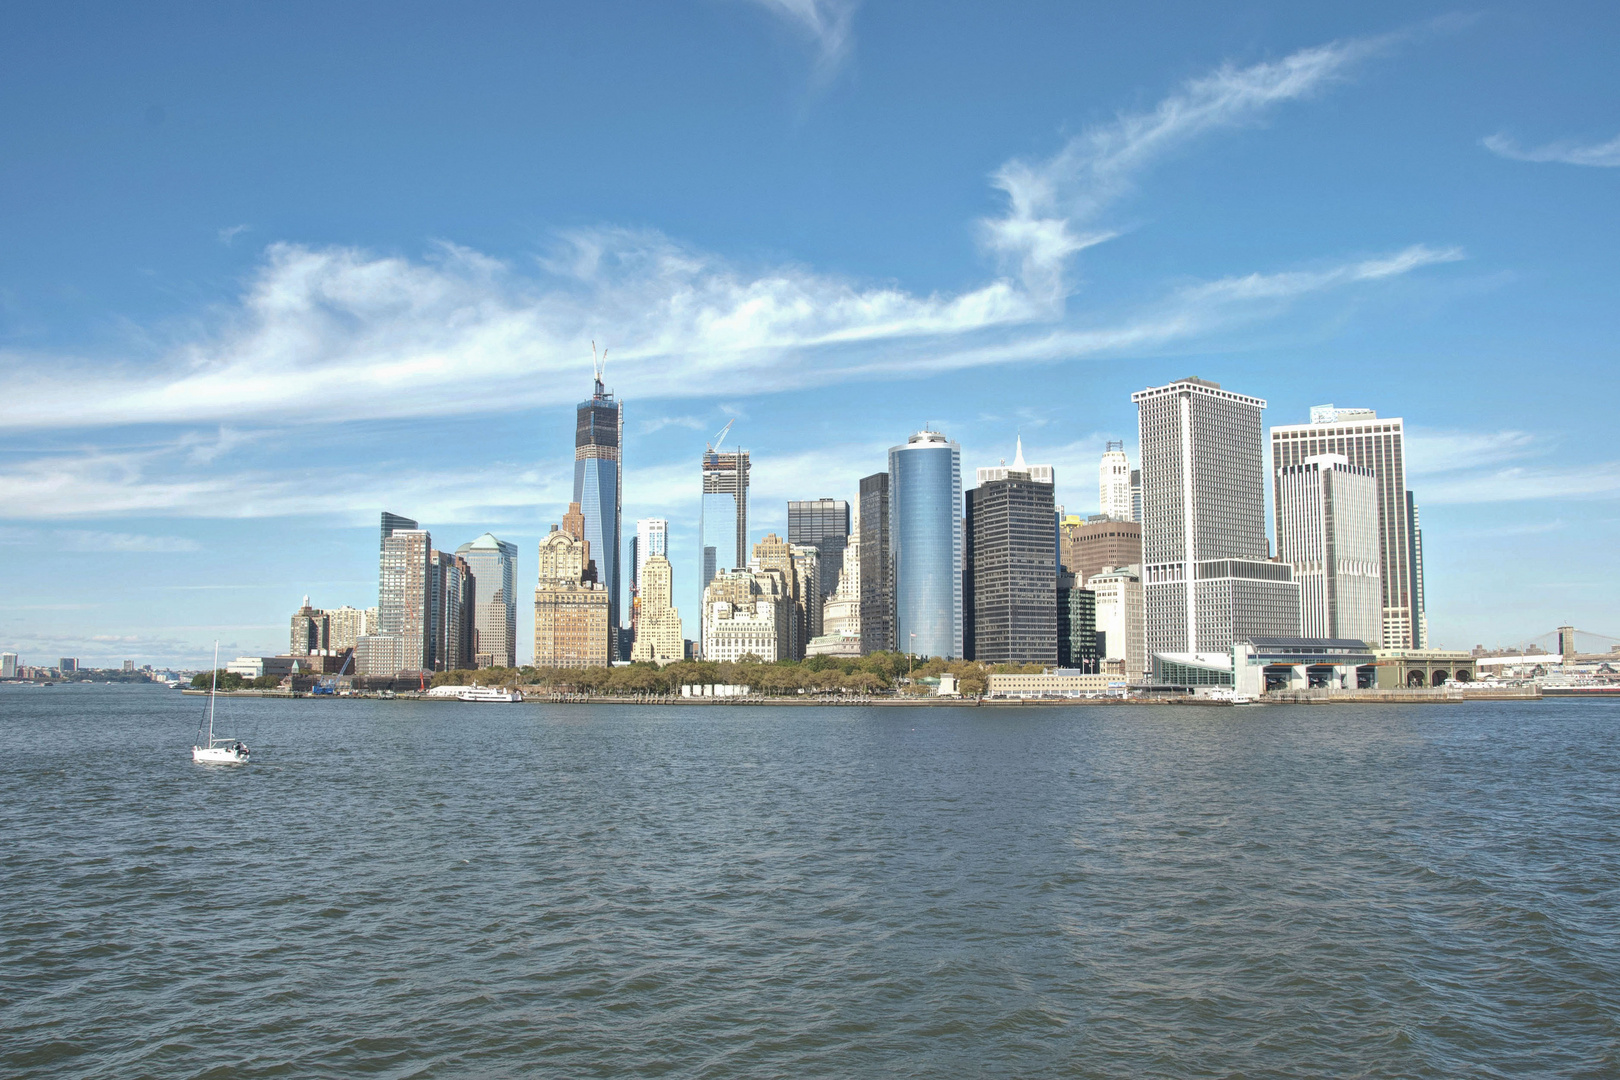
184 652 1046 698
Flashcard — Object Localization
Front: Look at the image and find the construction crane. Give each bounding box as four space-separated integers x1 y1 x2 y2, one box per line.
707 419 735 454
591 340 608 394
312 648 354 696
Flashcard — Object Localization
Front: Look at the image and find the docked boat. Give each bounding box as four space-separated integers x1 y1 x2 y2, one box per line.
192 642 249 764
456 683 523 703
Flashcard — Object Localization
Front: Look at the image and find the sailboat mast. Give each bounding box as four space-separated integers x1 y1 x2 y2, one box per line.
207 641 219 743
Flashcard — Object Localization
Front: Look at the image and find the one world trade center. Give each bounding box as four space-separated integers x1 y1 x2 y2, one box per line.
575 355 623 649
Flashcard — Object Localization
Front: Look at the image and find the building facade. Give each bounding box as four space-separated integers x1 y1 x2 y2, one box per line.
533 518 612 669
700 448 750 595
965 471 1058 665
1089 565 1146 682
1 653 18 678
787 499 850 606
1270 405 1422 648
1134 377 1300 659
574 372 623 645
1059 515 1143 584
455 533 517 669
889 430 963 660
379 527 433 673
289 597 330 656
1099 441 1133 521
1057 573 1098 672
1276 454 1381 642
430 550 473 671
858 472 891 654
326 605 376 652
702 567 791 663
630 554 683 664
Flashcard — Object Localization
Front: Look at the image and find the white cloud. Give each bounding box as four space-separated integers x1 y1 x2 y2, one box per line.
982 34 1392 300
218 224 252 245
0 525 199 552
1483 132 1620 168
1405 428 1539 476
638 415 709 435
1420 462 1620 505
743 0 857 78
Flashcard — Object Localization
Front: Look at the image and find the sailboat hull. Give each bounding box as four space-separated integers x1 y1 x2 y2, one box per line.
192 745 249 765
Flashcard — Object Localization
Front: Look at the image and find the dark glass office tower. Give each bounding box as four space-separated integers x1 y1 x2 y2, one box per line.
574 373 623 645
1057 571 1098 671
787 499 850 603
381 511 417 552
858 473 891 654
965 473 1057 665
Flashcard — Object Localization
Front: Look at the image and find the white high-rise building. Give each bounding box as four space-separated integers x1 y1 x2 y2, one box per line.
1089 566 1145 681
1099 441 1132 521
1133 377 1300 663
634 518 668 593
1276 454 1382 643
1 652 17 678
1271 406 1423 649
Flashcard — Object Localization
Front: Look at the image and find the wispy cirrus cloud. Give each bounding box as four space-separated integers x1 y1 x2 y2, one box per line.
1483 132 1620 168
981 33 1396 301
1402 428 1620 506
0 525 199 552
0 235 1450 438
743 0 858 79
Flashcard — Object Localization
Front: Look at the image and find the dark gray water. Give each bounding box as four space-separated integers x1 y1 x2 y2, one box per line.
2 685 1617 1078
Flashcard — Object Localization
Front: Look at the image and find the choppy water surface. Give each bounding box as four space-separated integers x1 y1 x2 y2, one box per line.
2 685 1618 1077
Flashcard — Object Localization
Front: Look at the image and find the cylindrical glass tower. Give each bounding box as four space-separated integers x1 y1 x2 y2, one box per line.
888 430 962 659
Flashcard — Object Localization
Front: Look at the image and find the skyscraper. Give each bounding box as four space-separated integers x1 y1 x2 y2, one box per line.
380 511 417 552
454 533 518 669
1056 572 1098 672
965 461 1057 664
378 528 432 673
1134 377 1300 661
289 597 330 656
574 367 623 645
1059 516 1142 584
634 518 668 593
889 429 963 660
534 513 611 669
858 473 891 654
700 447 750 594
1089 565 1146 680
1407 491 1427 648
1270 406 1421 648
1276 454 1381 642
787 499 850 606
1099 441 1133 521
429 550 473 671
631 555 683 664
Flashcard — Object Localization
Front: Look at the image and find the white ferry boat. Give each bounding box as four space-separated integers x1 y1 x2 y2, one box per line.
456 683 523 703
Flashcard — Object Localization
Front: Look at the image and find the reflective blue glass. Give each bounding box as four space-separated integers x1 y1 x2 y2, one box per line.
889 436 963 659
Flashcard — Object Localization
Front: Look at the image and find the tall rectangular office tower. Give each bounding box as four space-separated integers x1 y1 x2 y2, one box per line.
787 499 850 603
1275 454 1382 642
1099 442 1133 521
1133 377 1300 658
380 528 433 672
965 474 1057 664
889 430 963 660
1270 405 1421 648
574 373 623 641
634 518 668 593
455 533 518 668
700 449 749 592
858 473 891 654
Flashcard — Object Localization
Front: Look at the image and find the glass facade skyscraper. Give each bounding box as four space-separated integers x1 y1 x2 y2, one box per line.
455 532 518 668
858 472 891 654
787 499 849 605
888 430 963 660
574 374 623 641
699 449 750 593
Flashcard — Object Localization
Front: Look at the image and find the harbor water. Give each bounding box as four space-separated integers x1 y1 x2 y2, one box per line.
2 684 1617 1077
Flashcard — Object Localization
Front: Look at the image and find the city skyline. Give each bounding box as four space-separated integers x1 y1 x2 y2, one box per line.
4 5 1618 664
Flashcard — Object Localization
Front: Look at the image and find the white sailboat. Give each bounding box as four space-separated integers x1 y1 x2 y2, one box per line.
192 642 249 765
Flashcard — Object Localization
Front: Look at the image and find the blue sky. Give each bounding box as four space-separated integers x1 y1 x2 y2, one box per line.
3 1 1617 666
